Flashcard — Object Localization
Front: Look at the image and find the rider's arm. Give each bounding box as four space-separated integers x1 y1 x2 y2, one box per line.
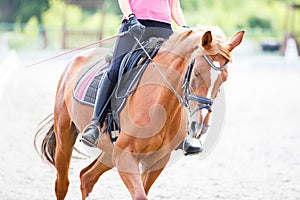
118 0 133 18
170 0 188 27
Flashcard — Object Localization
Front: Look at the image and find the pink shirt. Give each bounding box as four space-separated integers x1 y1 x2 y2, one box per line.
129 0 172 24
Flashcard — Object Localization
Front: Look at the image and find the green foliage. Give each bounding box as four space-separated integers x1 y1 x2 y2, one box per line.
0 0 50 23
248 16 272 29
181 0 202 11
2 0 300 50
1 0 296 32
105 0 122 15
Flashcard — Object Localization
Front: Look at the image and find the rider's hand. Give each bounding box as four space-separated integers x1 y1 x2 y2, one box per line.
127 14 145 39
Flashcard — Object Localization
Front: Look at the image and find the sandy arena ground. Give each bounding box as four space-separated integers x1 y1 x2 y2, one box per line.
0 48 300 199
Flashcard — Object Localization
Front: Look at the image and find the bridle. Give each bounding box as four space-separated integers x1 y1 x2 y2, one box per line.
183 54 229 115
182 53 228 142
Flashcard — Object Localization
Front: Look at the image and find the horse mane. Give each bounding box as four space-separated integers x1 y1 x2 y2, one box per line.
162 25 233 62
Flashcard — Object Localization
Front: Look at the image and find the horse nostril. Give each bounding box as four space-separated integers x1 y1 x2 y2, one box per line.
201 124 210 135
189 121 201 137
190 121 197 133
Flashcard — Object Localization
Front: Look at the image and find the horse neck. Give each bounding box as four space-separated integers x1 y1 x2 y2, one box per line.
159 31 201 73
149 40 197 106
141 30 208 109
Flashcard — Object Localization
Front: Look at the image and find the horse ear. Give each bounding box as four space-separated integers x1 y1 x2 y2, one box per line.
228 30 245 51
201 31 212 47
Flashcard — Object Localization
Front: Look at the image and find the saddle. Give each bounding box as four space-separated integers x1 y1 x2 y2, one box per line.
74 37 164 142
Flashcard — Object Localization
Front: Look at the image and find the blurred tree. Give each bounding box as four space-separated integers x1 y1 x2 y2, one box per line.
104 0 121 15
0 0 50 47
0 0 50 24
84 0 121 16
248 16 272 29
181 0 202 11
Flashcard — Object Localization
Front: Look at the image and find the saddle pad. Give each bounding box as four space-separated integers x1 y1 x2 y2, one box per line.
73 59 108 106
73 37 164 107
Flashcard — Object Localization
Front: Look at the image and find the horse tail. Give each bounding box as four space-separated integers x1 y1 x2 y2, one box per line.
34 113 56 166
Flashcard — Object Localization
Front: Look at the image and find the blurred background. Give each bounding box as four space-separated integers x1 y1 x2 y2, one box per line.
0 1 300 199
0 0 299 54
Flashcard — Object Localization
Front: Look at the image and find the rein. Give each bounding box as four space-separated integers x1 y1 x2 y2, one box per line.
133 36 188 107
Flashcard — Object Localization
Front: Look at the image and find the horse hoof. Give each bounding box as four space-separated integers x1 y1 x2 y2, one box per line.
85 194 93 200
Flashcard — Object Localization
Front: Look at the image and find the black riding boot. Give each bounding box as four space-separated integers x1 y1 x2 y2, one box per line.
184 140 203 155
81 73 116 147
176 140 203 156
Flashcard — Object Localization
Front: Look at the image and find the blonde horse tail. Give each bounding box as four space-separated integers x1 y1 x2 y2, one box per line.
34 113 56 166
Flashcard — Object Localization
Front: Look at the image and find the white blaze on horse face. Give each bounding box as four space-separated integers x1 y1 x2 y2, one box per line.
197 62 220 136
207 61 221 99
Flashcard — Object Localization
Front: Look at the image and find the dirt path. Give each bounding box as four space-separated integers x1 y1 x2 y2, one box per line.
0 51 299 199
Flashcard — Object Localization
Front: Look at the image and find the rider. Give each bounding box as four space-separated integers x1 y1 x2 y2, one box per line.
81 0 202 155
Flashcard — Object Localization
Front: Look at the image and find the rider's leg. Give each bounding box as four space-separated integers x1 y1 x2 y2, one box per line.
176 139 203 155
80 72 116 147
81 21 135 147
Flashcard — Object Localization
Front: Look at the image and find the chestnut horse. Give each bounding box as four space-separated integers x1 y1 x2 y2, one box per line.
35 26 244 200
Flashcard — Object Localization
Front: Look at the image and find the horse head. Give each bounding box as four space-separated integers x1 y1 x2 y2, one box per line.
184 27 245 139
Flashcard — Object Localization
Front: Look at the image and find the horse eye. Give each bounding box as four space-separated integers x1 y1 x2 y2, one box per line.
193 70 200 78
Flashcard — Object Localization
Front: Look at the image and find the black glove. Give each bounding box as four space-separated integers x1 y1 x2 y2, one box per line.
127 14 145 39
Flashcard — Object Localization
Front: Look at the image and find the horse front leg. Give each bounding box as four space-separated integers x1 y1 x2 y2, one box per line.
141 153 171 195
80 152 113 199
113 147 147 200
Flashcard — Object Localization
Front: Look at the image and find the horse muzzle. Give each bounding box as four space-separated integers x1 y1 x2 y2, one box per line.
188 101 212 139
188 120 210 139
